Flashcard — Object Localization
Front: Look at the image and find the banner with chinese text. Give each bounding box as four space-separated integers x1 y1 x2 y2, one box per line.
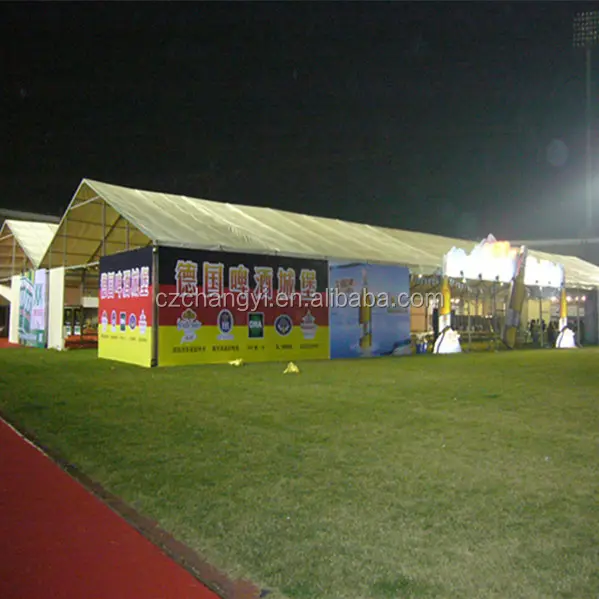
98 247 153 367
18 269 48 348
157 247 330 365
329 262 411 359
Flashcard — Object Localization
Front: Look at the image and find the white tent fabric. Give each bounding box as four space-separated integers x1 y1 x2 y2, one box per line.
4 220 58 266
78 179 443 270
0 220 58 280
39 178 599 289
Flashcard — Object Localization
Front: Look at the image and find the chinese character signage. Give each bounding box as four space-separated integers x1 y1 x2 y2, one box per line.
98 247 153 367
157 247 330 365
18 269 48 348
329 262 411 359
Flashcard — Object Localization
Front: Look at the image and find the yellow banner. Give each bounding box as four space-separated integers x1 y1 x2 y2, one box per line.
158 325 330 366
98 325 153 367
560 287 568 320
439 276 451 317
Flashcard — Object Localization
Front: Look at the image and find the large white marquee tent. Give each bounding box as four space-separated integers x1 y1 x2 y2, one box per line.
38 178 599 288
4 177 599 349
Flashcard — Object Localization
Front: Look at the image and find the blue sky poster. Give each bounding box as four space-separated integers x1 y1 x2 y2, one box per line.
329 262 411 359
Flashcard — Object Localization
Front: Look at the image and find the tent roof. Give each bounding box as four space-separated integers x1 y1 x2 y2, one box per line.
524 248 599 289
0 219 58 280
39 178 599 288
39 178 482 273
0 209 61 224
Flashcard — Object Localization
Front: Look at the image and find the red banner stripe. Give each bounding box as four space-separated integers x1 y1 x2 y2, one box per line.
157 284 328 327
98 285 154 327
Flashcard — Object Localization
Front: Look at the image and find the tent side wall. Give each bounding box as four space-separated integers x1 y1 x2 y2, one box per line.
95 244 415 367
98 247 154 368
155 245 332 367
48 268 66 350
8 275 20 343
587 289 599 344
19 178 599 359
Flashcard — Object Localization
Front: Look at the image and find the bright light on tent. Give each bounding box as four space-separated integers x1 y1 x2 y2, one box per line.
567 296 573 302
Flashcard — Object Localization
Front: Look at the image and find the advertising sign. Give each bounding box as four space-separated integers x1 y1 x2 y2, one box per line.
329 262 411 359
502 246 528 349
444 234 518 283
445 235 564 289
157 247 330 365
524 255 564 288
98 247 153 367
18 269 48 348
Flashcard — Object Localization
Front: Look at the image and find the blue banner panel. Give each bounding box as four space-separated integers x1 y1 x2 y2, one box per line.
329 262 411 359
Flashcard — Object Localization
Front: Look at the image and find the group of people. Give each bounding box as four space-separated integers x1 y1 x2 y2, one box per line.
528 319 583 346
528 319 556 345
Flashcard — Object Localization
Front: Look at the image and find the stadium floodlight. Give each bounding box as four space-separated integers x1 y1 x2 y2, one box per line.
573 11 599 234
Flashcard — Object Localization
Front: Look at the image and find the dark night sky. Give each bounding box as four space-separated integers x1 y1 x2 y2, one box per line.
2 2 598 240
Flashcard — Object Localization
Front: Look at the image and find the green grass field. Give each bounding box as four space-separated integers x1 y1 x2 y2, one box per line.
1 348 598 598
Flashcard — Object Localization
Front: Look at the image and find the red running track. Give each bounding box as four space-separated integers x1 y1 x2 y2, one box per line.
0 418 220 599
0 339 20 348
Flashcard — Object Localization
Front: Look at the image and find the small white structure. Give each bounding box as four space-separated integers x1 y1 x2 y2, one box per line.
0 220 58 344
556 327 577 349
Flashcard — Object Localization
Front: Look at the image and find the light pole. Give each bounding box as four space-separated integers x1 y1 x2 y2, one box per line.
573 11 599 235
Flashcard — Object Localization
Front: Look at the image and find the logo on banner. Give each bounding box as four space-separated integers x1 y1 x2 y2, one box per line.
119 312 127 332
274 314 293 336
139 310 147 335
101 310 108 333
300 310 318 339
217 309 234 341
129 313 137 331
177 308 202 343
110 310 117 333
248 312 264 338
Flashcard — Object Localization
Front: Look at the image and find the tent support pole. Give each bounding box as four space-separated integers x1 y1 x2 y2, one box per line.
467 291 472 350
151 244 159 368
88 213 123 264
539 295 544 348
80 270 86 338
101 202 106 257
69 196 100 211
11 235 16 276
491 281 499 351
576 294 582 345
63 214 68 266
64 261 99 271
